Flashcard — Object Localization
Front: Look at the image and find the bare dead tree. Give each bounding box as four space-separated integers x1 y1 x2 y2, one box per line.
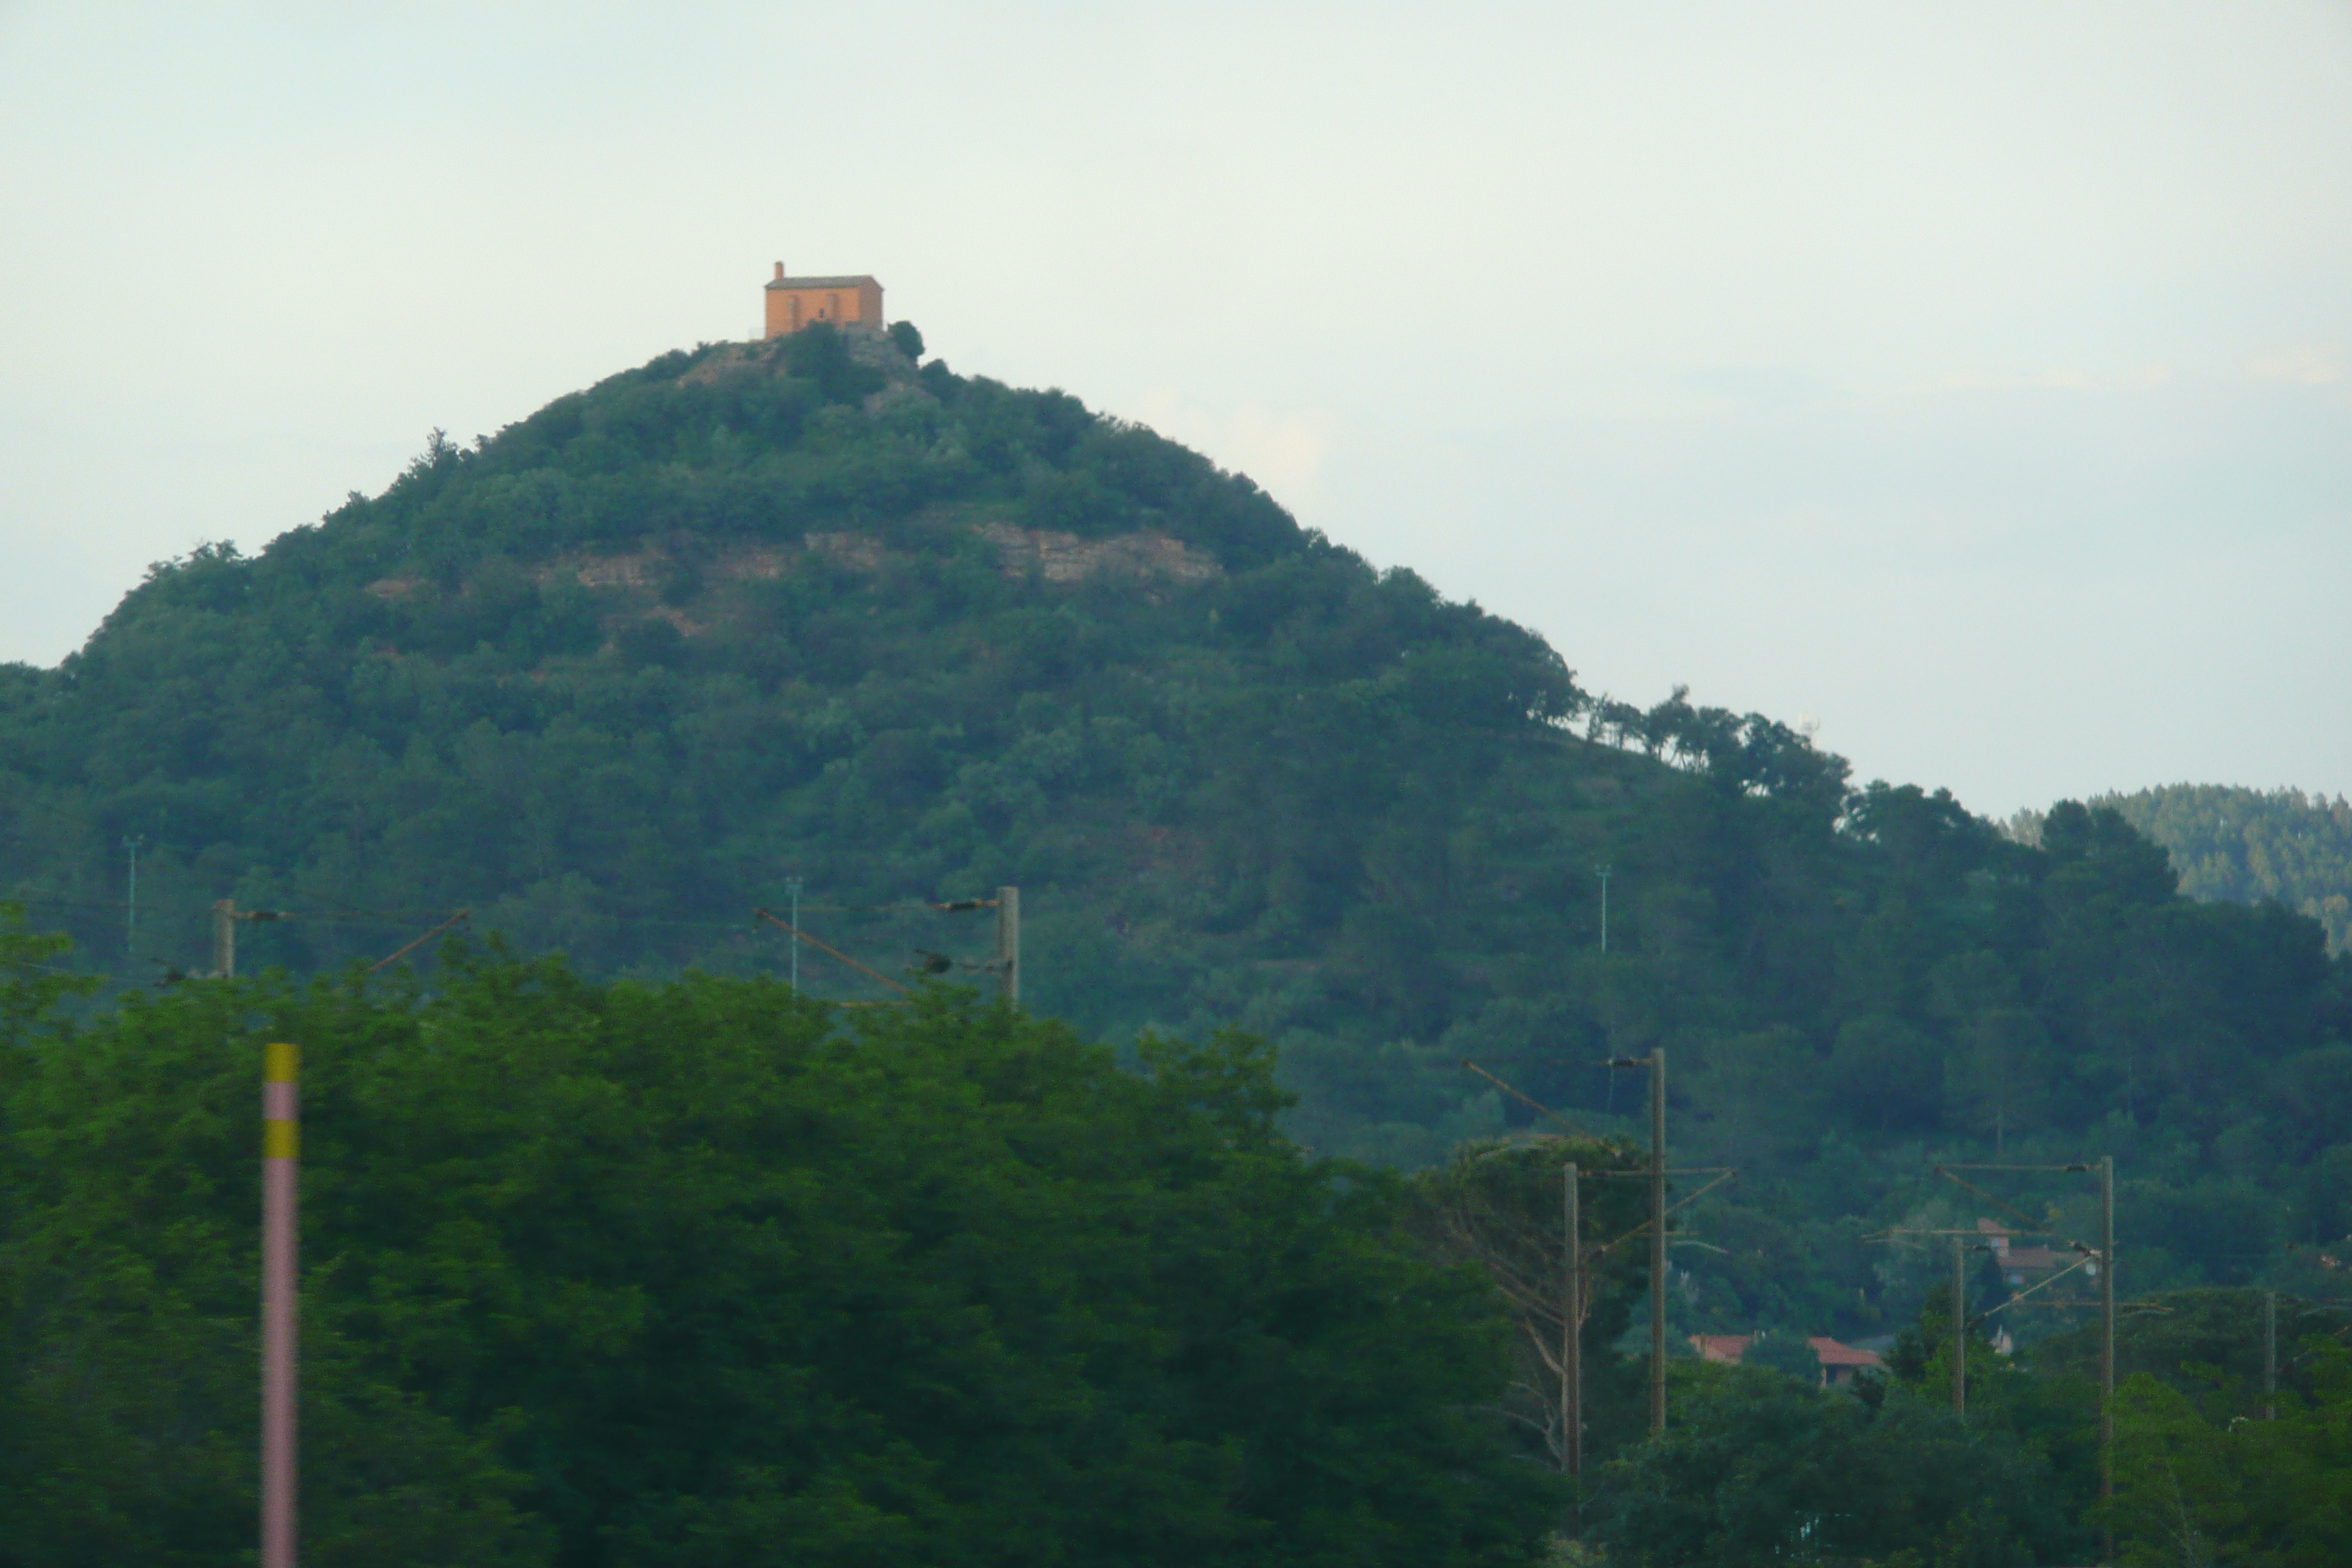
1408 1134 1649 1470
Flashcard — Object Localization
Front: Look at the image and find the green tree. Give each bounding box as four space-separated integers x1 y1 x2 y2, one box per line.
1586 1365 2072 1567
1941 1009 2051 1149
1829 1016 1943 1133
0 942 1564 1567
2102 1343 2352 1567
1741 1329 1822 1384
2091 784 2352 955
0 900 95 1049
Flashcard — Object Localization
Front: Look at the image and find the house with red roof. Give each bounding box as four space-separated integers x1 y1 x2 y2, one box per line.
1978 1217 2088 1288
1687 1333 1882 1388
1807 1337 1883 1388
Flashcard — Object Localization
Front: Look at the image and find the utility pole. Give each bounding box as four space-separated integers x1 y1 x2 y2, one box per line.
260 1041 300 1568
214 899 237 979
2100 1154 2117 1525
1869 1226 1989 1418
1649 1047 1667 1435
1564 1161 1582 1476
1934 1158 2119 1499
785 878 802 993
1595 866 1612 954
1601 1049 1671 1435
995 885 1019 1003
1594 1048 1708 1438
2264 1289 2278 1422
1953 1233 1968 1422
123 835 145 961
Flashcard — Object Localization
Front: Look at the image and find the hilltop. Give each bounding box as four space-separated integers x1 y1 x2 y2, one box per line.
1 323 2347 1343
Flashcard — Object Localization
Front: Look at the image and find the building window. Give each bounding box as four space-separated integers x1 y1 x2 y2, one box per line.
828 293 840 320
788 296 802 329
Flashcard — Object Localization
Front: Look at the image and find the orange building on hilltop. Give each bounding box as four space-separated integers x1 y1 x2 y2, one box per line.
764 263 883 338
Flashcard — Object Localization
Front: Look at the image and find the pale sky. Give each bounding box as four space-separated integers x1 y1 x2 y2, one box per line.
2 1 2346 817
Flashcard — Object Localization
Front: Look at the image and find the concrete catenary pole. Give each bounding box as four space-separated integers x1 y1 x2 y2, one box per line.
1952 1233 1967 1422
2264 1289 2278 1422
2100 1155 2116 1512
214 899 237 979
1649 1048 1667 1435
1564 1161 1582 1475
995 886 1020 1003
123 835 143 960
262 1041 300 1568
785 878 802 993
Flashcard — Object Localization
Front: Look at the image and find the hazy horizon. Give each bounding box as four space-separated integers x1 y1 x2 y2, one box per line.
4 1 2346 817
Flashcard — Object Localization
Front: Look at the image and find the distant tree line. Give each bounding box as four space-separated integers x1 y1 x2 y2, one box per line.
2010 784 2352 956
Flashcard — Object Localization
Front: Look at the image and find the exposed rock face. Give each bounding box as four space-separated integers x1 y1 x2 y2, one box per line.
565 554 657 589
366 519 1216 646
972 523 1221 586
534 546 791 591
536 524 1219 593
802 533 887 572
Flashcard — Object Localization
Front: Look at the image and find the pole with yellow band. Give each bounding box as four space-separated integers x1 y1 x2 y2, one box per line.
261 1042 298 1568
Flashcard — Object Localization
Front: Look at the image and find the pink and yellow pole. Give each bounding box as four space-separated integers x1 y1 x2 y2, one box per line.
262 1041 299 1568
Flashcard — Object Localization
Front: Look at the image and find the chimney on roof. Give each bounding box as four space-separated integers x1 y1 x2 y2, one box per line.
774 261 785 281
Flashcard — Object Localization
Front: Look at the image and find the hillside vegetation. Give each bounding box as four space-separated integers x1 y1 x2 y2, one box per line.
14 916 2352 1566
2081 785 2350 955
1 323 2347 1352
0 931 1559 1567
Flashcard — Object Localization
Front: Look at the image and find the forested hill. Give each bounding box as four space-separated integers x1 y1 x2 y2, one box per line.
2082 785 2350 955
4 323 2348 1341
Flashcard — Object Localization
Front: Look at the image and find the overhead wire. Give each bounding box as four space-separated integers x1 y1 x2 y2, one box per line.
1 892 981 930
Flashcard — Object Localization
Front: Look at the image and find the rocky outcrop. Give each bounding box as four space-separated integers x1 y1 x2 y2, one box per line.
973 524 1220 586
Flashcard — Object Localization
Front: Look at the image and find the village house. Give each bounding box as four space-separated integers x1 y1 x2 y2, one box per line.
1689 1333 1885 1389
1978 1217 2084 1288
1809 1338 1882 1388
764 263 883 338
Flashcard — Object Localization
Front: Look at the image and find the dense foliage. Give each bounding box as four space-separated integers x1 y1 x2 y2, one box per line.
1586 1363 2076 1567
2064 785 2351 956
2100 1344 2352 1567
1 325 2347 1358
1576 1281 2352 1566
0 911 1558 1568
26 891 2351 1567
